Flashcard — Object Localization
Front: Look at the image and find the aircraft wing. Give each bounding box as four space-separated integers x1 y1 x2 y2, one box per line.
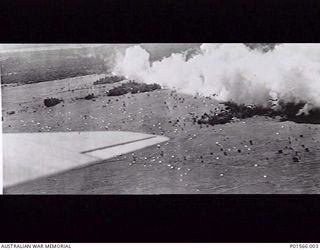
3 131 169 187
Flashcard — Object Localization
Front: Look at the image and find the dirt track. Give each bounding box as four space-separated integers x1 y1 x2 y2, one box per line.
3 75 320 194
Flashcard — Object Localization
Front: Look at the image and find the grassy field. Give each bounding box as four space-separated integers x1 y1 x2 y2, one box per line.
2 75 320 194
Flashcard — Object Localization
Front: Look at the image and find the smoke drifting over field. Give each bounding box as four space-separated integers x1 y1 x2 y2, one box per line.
114 43 320 113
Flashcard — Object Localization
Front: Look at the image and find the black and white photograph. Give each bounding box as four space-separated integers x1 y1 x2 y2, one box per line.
1 43 320 194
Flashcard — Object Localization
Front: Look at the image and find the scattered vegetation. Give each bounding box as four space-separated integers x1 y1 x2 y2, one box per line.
44 97 63 107
107 81 161 96
93 75 125 85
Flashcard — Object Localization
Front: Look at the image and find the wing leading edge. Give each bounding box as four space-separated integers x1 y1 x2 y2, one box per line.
3 131 169 187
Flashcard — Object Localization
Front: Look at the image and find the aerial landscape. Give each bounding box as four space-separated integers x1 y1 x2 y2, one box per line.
1 43 320 194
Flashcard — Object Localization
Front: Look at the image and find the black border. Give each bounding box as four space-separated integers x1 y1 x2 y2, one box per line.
1 0 320 243
1 0 320 43
1 195 320 242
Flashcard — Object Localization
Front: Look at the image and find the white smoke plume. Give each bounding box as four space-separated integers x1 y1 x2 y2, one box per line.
113 43 320 108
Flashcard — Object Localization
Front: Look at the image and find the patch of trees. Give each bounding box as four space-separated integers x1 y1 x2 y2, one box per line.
245 43 279 52
197 102 279 126
44 97 63 107
277 101 320 124
107 81 161 96
93 75 125 85
196 100 320 126
84 93 96 100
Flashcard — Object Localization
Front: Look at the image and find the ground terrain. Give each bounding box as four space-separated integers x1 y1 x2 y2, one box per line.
2 74 320 194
